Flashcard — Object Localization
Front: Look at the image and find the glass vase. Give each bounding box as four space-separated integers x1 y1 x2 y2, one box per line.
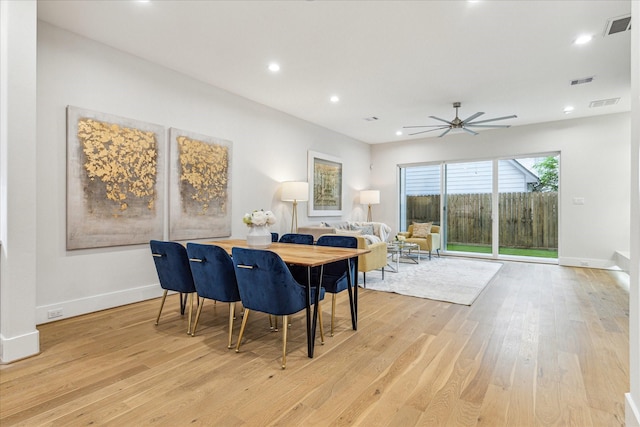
246 225 272 249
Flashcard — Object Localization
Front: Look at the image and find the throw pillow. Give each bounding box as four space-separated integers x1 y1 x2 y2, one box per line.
412 222 433 238
352 224 374 236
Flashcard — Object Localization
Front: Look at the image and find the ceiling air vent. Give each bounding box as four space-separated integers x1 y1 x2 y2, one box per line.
571 76 594 86
604 14 631 36
589 98 620 108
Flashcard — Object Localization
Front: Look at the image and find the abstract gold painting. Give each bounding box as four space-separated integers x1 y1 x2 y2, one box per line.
169 128 232 240
66 106 165 249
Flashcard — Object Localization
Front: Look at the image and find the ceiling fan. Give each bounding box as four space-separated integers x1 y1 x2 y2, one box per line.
403 102 517 137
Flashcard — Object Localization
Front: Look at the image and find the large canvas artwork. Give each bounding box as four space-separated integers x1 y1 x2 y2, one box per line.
169 128 232 240
66 106 165 249
308 150 343 216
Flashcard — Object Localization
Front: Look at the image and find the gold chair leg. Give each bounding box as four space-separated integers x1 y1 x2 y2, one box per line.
331 294 337 337
236 309 250 353
318 302 325 344
155 290 168 325
191 296 204 337
187 293 194 335
282 315 288 369
227 302 235 349
269 314 279 331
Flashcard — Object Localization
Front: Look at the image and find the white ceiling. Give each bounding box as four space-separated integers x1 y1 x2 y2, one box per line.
37 0 632 144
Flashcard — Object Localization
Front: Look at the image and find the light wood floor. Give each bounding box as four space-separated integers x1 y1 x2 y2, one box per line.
0 261 629 426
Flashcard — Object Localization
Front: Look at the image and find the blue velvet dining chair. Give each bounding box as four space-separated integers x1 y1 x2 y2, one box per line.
275 233 315 330
186 243 241 348
232 247 325 369
149 240 197 334
316 235 358 337
271 232 279 242
278 233 314 245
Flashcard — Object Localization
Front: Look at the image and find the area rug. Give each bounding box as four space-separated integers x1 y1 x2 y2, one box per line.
362 257 503 306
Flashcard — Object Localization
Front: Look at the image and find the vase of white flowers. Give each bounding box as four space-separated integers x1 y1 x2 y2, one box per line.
243 209 276 248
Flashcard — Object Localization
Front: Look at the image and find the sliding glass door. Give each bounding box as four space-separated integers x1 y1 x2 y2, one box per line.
498 155 558 258
400 164 441 232
444 161 493 254
399 153 558 261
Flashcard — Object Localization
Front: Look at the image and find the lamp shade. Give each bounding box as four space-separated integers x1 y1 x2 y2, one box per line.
281 181 309 202
360 190 380 205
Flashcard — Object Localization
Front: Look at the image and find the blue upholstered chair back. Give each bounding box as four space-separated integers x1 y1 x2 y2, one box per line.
186 243 241 303
271 232 279 242
149 240 196 293
232 247 324 316
315 235 358 294
279 233 314 245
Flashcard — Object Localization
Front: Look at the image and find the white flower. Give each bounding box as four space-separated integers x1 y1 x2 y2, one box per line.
243 209 276 227
264 210 276 225
251 210 267 226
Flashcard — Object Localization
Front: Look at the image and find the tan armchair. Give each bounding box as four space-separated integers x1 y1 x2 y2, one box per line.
398 224 441 259
355 236 387 287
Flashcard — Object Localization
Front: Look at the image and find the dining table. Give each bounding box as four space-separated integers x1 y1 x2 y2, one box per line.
206 239 370 358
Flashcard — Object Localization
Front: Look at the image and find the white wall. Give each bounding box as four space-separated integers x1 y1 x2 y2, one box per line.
0 0 40 363
371 113 631 268
626 0 639 424
34 22 370 325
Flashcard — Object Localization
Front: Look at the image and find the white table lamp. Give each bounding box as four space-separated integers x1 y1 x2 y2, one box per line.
360 190 380 222
281 181 309 233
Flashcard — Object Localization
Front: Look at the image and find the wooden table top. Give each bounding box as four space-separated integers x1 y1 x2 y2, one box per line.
205 239 370 267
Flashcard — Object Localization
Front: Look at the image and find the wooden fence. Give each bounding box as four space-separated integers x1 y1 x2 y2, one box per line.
406 192 558 249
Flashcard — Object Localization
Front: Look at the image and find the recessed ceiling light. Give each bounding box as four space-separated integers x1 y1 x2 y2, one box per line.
268 63 280 72
330 95 340 103
563 106 575 114
574 34 593 45
396 131 403 136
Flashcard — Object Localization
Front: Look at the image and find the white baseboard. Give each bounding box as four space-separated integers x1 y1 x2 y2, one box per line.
0 329 40 364
559 257 617 269
615 250 631 271
627 393 640 427
36 283 163 325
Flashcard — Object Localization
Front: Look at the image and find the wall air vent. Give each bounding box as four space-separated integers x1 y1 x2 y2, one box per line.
604 14 631 36
570 76 594 86
363 116 379 121
589 98 620 108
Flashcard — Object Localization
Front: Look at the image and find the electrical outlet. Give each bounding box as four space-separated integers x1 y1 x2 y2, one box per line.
47 308 63 319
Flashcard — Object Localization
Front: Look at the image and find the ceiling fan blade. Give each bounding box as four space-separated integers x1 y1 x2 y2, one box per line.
461 111 484 124
438 128 452 138
408 127 449 136
403 125 452 128
462 127 479 136
466 114 517 125
428 115 454 125
464 124 512 128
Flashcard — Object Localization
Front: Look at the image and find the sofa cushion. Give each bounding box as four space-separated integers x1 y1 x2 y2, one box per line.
335 228 362 237
412 222 433 238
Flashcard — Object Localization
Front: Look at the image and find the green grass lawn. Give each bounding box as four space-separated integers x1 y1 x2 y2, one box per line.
446 244 558 259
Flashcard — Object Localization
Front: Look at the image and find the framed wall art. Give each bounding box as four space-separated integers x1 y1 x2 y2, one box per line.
169 128 232 240
66 106 165 249
308 150 343 216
